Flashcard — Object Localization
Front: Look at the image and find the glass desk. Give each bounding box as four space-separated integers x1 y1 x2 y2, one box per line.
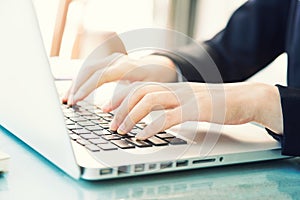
1 126 300 200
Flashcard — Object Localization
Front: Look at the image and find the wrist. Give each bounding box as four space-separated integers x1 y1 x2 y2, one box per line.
142 55 178 82
143 55 176 69
253 83 283 134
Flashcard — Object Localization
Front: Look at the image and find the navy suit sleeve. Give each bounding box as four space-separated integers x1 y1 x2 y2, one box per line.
158 0 291 83
267 85 300 156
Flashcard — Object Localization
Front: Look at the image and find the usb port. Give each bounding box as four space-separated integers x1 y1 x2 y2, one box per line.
100 168 113 175
160 162 172 169
176 160 188 167
148 163 156 170
134 164 145 172
118 166 130 175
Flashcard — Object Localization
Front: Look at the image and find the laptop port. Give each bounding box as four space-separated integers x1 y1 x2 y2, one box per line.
118 165 130 175
192 158 216 165
134 164 145 172
100 168 113 175
176 160 188 167
148 163 156 170
160 162 172 169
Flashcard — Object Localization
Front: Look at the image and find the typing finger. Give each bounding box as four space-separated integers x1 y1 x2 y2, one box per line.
136 107 182 140
67 53 124 103
116 91 180 134
109 83 175 130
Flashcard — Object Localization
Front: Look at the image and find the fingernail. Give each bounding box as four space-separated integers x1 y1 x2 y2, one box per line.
101 102 110 112
62 97 67 104
67 94 74 105
109 120 118 131
117 124 127 135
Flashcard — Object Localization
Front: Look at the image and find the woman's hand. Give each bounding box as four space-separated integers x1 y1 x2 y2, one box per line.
101 82 283 140
63 54 178 105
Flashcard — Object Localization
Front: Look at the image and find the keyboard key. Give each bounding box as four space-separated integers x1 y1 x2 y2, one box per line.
64 112 80 118
73 128 91 134
102 135 121 141
135 122 147 129
166 138 187 145
69 116 88 122
77 121 95 127
146 137 168 146
84 115 100 120
66 124 83 130
91 119 109 124
86 126 103 131
69 134 80 140
107 130 118 134
130 129 143 135
76 101 90 107
89 138 108 144
116 132 135 138
80 133 99 140
96 113 112 118
93 130 112 136
125 138 152 147
156 132 175 139
77 110 93 116
99 124 110 129
98 143 118 151
65 119 75 125
73 107 86 112
69 105 80 110
111 140 135 149
103 115 114 122
76 138 91 146
85 144 100 152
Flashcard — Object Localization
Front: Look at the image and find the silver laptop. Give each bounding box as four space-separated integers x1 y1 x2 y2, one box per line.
0 0 288 180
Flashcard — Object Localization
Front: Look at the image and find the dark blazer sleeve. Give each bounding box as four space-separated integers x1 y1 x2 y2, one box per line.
267 85 300 156
156 0 291 83
154 0 300 156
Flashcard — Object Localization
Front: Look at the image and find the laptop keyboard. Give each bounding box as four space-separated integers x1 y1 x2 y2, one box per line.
61 101 187 152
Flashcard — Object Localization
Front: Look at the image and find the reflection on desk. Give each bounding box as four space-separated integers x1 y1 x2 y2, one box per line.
1 126 300 200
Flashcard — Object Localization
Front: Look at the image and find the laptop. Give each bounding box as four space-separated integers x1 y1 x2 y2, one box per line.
0 0 288 180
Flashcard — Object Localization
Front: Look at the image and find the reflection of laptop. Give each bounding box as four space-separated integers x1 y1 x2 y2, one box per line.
0 151 9 173
0 0 288 180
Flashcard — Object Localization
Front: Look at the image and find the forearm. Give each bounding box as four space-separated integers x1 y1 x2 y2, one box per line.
208 82 283 134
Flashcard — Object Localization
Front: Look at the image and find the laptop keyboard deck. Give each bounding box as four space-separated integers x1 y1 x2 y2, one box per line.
62 101 187 152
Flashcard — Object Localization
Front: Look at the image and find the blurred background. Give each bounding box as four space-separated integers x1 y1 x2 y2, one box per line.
32 0 286 85
33 0 247 58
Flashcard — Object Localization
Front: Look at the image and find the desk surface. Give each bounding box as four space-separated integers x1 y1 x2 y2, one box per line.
1 127 300 200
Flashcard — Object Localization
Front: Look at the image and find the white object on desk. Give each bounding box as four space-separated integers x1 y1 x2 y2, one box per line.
0 150 10 173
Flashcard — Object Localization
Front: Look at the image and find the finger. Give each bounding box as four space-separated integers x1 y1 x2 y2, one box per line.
109 83 175 130
69 66 121 105
101 82 182 112
62 85 71 104
101 82 142 112
67 53 123 103
116 91 180 134
136 107 182 140
69 60 143 105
